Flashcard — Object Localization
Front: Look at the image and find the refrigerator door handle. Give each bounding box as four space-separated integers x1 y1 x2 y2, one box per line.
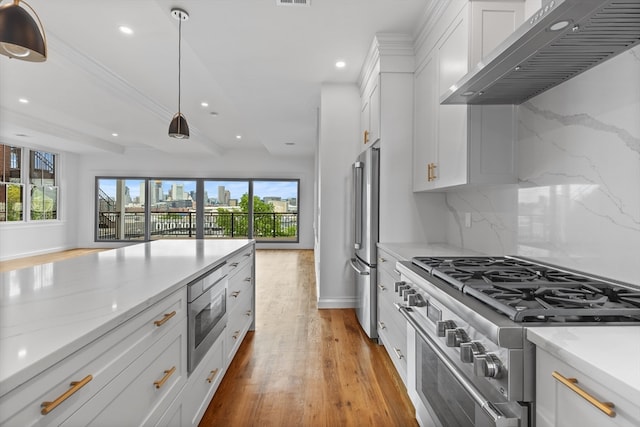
349 258 370 276
353 161 364 250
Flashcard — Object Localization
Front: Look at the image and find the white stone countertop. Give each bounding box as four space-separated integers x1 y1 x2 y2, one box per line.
377 242 482 261
527 326 640 403
0 239 253 397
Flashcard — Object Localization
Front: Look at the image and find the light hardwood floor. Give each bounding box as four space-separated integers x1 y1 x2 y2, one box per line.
200 249 417 427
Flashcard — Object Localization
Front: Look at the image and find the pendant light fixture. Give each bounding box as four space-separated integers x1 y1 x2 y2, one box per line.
0 0 47 62
168 8 189 139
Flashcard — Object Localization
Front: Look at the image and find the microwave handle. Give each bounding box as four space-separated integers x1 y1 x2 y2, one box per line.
399 306 520 427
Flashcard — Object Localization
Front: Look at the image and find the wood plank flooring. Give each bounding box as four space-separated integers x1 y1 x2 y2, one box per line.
0 248 106 272
199 249 417 427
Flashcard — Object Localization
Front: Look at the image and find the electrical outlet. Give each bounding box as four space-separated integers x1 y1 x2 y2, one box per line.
464 212 472 228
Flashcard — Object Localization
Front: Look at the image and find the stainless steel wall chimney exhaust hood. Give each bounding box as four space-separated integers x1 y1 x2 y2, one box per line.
441 0 640 105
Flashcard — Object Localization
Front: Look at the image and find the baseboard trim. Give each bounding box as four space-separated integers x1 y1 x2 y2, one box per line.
317 297 357 309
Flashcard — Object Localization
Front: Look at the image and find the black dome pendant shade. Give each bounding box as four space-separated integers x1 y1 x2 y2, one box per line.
168 8 189 139
0 0 47 62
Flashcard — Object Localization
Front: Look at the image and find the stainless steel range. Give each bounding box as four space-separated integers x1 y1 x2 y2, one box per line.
395 256 640 427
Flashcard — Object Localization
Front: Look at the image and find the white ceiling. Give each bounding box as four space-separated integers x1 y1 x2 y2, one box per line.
0 0 427 158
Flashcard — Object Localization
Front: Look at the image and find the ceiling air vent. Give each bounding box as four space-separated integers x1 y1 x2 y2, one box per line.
277 0 310 6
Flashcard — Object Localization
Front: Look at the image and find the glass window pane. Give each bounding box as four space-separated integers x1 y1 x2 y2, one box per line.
252 180 299 242
1 145 22 183
97 178 146 240
1 183 24 221
30 185 57 220
203 180 249 239
30 151 56 186
149 179 197 239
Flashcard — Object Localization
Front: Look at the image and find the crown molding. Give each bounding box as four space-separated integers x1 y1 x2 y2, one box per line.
358 33 415 91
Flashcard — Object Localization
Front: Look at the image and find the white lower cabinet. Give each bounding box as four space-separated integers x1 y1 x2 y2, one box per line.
536 347 640 427
180 335 224 427
62 317 187 426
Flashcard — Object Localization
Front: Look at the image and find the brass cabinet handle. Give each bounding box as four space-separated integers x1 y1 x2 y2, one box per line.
377 284 386 291
243 252 251 257
244 277 252 282
364 130 370 144
153 310 176 327
154 366 176 389
378 321 386 330
393 348 404 360
232 330 241 340
206 368 219 384
552 371 616 417
245 310 252 317
378 257 386 263
41 375 93 415
231 291 241 298
431 163 437 180
230 262 239 268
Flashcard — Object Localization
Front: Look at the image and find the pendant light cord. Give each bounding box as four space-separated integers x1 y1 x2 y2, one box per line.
177 16 182 116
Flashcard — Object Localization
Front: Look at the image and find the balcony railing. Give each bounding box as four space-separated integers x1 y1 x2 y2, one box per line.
97 211 298 241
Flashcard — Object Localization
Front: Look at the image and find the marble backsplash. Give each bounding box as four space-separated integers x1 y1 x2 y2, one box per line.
444 45 640 285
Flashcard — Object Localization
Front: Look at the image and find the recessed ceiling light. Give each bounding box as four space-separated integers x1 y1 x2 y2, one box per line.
112 133 119 137
19 98 29 104
335 60 346 69
209 111 219 116
201 102 209 107
119 26 134 35
235 135 242 140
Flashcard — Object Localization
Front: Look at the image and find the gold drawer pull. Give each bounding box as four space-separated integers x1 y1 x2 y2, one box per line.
231 291 241 298
245 310 252 317
378 321 386 330
393 348 404 360
364 129 370 144
206 369 219 384
243 252 251 257
153 311 176 327
41 375 93 415
154 366 176 389
230 262 239 268
232 330 241 340
244 277 252 282
552 371 616 417
377 284 386 291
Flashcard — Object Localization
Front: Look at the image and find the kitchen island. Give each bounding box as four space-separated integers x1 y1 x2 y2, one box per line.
0 239 255 426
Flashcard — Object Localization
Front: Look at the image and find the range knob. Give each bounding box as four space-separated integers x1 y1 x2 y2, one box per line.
473 353 503 379
445 328 470 347
436 320 456 337
460 341 485 363
395 282 409 294
402 288 416 301
407 293 426 307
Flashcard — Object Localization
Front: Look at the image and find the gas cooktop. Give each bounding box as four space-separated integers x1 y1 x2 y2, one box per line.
411 256 640 323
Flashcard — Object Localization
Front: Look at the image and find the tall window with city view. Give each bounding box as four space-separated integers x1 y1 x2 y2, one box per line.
96 178 299 242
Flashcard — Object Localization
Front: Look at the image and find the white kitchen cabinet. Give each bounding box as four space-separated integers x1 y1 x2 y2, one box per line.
536 347 640 427
413 0 523 191
360 71 381 148
179 334 224 427
224 246 255 366
376 247 408 385
0 287 187 427
62 317 187 426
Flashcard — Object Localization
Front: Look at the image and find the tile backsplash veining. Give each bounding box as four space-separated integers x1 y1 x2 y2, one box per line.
445 45 640 285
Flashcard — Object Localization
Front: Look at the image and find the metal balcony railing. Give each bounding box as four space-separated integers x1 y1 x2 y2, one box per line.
97 211 298 241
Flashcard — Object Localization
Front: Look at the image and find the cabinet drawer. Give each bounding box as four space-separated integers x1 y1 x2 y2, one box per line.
226 247 254 279
63 317 187 426
377 248 401 279
227 262 253 309
537 348 640 427
181 335 224 427
0 288 186 427
225 292 253 364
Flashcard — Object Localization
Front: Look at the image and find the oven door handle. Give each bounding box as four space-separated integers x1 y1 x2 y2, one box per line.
398 306 519 427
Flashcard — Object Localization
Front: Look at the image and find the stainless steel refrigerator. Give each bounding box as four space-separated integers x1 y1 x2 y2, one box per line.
349 143 379 339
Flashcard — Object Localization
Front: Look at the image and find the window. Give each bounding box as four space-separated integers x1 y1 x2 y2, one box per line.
29 150 58 220
95 177 300 243
96 178 146 240
0 144 23 222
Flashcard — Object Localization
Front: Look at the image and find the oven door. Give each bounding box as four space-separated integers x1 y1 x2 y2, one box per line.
400 307 528 427
189 279 227 373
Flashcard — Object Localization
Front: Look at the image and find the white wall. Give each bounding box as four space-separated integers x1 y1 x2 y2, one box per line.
443 45 640 284
73 148 315 250
316 83 361 308
0 151 81 260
